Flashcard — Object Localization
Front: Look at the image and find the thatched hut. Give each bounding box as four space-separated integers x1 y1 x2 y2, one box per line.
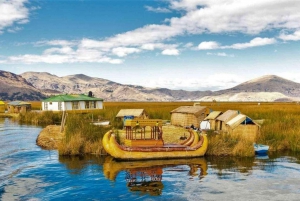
116 109 148 123
226 114 260 142
202 111 223 130
0 100 5 113
215 110 239 131
170 106 209 128
7 101 31 113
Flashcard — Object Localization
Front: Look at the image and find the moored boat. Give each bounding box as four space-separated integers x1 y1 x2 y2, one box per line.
254 143 269 155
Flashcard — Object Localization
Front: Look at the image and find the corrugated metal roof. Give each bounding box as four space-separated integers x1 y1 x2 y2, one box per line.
204 111 222 120
216 110 239 123
116 109 145 117
43 94 103 102
0 101 5 105
7 101 31 106
170 106 207 116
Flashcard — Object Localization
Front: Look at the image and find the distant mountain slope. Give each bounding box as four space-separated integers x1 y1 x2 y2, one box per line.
215 75 300 97
2 71 300 102
198 75 300 102
21 72 212 101
0 70 46 101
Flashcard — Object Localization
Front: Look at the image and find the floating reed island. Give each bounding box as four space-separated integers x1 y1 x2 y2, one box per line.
25 101 300 157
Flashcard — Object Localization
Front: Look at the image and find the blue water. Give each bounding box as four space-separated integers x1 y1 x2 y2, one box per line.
1 118 300 200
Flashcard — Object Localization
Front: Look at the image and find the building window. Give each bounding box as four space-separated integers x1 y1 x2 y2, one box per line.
50 102 52 105
85 101 89 109
58 102 62 110
90 101 96 109
44 102 48 110
72 101 79 110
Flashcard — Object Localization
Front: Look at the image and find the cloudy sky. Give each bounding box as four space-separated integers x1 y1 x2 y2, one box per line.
1 0 300 91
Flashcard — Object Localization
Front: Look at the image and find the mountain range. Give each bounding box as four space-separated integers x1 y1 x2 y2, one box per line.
1 70 300 102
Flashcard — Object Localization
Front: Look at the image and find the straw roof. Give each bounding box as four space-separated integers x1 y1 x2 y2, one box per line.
216 110 239 123
7 101 31 106
170 106 207 116
226 114 260 129
204 111 222 120
116 109 146 117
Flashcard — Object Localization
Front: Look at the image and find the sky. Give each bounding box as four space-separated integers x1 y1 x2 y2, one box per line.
1 0 300 91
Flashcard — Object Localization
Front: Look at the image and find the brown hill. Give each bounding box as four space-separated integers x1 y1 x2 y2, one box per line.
0 70 46 101
21 72 212 101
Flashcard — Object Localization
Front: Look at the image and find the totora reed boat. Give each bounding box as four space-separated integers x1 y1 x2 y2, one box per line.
102 119 208 160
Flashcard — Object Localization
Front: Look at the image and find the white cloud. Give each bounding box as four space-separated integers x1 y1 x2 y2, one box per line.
226 37 277 49
198 41 220 50
199 37 276 50
145 6 171 13
169 0 300 34
0 0 29 34
161 48 179 55
207 52 234 57
278 30 300 41
112 47 141 57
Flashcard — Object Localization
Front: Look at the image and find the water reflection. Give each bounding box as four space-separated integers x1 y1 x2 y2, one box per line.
103 156 207 196
59 155 106 174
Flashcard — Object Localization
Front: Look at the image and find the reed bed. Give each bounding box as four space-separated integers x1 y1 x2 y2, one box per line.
58 114 110 155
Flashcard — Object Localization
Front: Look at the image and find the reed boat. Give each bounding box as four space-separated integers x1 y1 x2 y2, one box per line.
102 119 208 160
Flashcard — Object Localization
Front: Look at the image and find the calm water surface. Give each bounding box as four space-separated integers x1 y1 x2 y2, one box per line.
1 118 300 201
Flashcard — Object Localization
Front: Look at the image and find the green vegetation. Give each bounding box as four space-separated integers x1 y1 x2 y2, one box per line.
19 101 300 155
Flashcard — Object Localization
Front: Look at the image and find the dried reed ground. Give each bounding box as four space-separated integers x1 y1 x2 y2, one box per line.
36 125 63 149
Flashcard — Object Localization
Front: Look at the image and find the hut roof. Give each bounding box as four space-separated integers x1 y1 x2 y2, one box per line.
8 101 31 106
204 111 223 120
216 110 239 123
116 109 146 118
226 114 260 129
170 106 207 116
0 101 5 105
43 94 103 102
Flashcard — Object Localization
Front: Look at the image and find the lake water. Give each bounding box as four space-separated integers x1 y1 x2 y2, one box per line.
1 118 300 201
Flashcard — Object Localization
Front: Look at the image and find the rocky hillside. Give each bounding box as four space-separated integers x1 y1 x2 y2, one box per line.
21 72 212 101
0 70 46 101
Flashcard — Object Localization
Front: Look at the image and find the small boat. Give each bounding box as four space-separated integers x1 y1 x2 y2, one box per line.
102 119 208 160
254 143 269 155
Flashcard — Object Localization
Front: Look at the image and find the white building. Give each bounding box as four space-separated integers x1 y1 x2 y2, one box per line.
42 94 103 111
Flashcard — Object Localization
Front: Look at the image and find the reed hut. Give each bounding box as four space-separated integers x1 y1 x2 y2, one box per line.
7 101 31 113
226 114 260 142
116 109 148 122
215 110 239 132
170 106 209 128
0 100 5 113
202 111 223 130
